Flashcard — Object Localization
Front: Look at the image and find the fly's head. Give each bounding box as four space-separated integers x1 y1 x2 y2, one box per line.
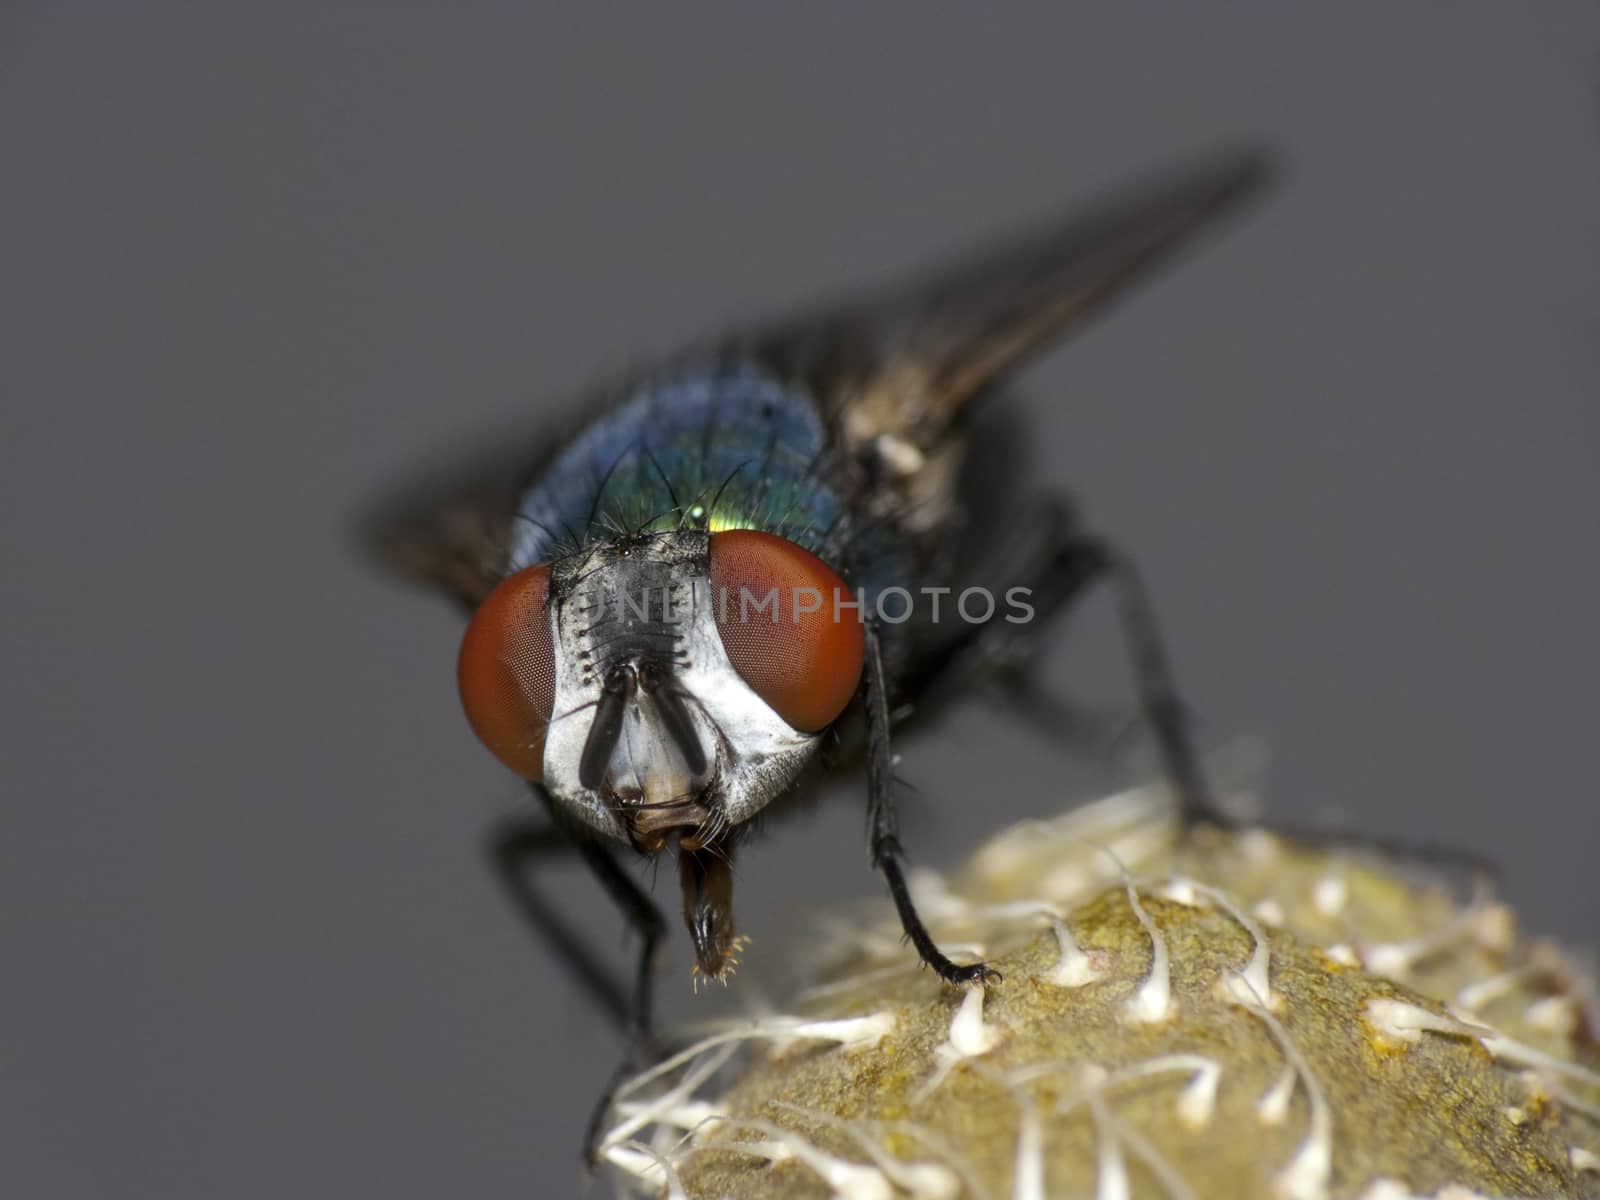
457 527 863 978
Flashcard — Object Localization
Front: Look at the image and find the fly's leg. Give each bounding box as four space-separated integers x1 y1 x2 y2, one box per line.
1088 536 1225 827
908 509 1497 884
905 501 1226 829
486 795 665 1165
864 621 1001 986
487 807 665 1045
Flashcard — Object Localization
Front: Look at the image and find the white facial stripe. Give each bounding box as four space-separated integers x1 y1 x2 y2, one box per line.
541 561 820 842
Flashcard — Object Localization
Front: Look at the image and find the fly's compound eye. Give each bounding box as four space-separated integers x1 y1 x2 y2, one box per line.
709 530 864 732
458 564 556 780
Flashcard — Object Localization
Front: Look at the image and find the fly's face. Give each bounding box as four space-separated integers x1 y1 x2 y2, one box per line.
545 535 745 852
457 524 864 971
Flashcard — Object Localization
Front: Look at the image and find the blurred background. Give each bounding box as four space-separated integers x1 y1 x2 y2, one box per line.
3 5 1596 1197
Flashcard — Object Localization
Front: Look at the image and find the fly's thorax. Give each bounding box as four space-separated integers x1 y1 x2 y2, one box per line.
542 531 818 848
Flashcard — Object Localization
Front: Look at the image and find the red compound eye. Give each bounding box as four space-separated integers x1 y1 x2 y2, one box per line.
458 564 556 780
709 530 864 732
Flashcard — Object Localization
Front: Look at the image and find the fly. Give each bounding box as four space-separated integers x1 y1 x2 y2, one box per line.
364 145 1274 1151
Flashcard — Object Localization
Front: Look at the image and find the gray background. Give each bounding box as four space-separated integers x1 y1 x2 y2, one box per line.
3 6 1596 1198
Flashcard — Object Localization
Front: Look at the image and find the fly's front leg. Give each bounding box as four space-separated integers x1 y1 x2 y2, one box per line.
864 621 1001 985
485 792 666 1165
487 803 666 1045
571 835 668 1167
570 837 667 1056
488 820 627 1021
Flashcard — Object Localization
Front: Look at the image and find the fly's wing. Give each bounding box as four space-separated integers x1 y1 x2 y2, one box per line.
751 145 1275 457
362 146 1274 608
357 415 581 610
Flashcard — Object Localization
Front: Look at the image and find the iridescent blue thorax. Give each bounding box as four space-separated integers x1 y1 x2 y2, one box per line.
508 367 849 574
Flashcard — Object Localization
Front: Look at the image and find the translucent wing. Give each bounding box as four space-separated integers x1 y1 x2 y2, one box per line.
361 146 1274 606
359 425 556 609
751 145 1275 454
